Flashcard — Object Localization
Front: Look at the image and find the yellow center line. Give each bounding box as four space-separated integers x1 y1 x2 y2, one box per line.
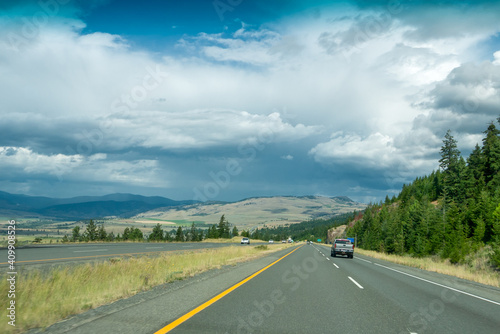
155 245 303 334
0 250 178 265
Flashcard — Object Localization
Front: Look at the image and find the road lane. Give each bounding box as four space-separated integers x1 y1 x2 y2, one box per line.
0 242 264 267
168 244 411 333
32 245 301 334
314 244 500 333
27 243 500 333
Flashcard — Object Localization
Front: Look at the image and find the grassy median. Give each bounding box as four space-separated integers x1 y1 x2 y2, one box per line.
0 243 295 333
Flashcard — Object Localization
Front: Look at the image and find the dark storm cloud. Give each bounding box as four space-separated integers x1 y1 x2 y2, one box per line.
426 61 500 116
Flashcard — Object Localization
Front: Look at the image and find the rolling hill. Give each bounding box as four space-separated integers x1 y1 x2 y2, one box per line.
0 191 195 219
135 196 367 230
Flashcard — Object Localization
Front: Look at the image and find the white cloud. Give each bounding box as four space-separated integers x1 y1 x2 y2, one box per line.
0 146 166 187
100 110 321 151
493 51 500 66
310 132 396 168
2 2 500 199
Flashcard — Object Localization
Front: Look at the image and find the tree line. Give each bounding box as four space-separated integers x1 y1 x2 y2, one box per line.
249 212 355 242
346 118 500 267
61 214 240 243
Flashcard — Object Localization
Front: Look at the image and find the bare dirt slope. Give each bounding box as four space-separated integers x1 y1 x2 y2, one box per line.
327 224 347 242
135 196 366 230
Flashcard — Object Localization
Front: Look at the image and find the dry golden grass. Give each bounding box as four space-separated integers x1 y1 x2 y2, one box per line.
354 247 500 287
0 243 294 333
316 244 499 287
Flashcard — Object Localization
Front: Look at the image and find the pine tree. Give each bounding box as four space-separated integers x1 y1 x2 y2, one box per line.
85 220 98 241
439 130 462 203
149 223 164 241
189 222 198 241
107 232 115 241
175 226 184 242
71 226 81 242
130 228 143 241
232 226 239 237
482 122 500 188
217 215 230 238
123 227 131 240
98 224 107 241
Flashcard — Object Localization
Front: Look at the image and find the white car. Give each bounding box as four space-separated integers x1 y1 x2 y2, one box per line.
241 237 250 244
269 240 274 244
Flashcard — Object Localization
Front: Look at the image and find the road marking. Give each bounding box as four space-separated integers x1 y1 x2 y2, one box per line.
333 263 339 269
326 257 330 261
0 250 175 265
73 249 108 253
154 245 303 334
356 257 372 264
348 276 364 289
373 262 500 306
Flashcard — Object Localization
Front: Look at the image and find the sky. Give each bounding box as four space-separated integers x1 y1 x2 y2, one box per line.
1 0 500 203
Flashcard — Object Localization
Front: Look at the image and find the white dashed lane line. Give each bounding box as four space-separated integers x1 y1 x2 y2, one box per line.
348 276 364 289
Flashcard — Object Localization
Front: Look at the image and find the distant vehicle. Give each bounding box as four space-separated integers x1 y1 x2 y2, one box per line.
331 239 354 258
241 237 250 244
287 237 293 243
269 240 274 244
281 240 287 243
307 240 313 245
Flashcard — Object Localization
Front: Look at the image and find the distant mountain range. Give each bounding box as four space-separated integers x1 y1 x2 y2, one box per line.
0 191 366 224
0 191 196 219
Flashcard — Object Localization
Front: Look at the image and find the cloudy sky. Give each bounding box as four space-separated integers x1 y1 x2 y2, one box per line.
1 0 499 203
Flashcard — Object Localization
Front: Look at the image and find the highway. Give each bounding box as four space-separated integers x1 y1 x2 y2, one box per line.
29 243 500 334
0 242 261 268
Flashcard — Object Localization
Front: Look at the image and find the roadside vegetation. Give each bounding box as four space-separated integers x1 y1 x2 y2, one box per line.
54 214 240 244
355 247 500 287
247 212 355 242
345 118 500 271
0 243 294 333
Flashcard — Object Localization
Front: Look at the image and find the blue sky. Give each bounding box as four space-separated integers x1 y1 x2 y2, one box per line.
1 0 500 203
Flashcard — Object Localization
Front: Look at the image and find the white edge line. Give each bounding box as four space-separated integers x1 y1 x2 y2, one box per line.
356 257 372 264
348 276 364 289
373 262 500 306
73 249 108 253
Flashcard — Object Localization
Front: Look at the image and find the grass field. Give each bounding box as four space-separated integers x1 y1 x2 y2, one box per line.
352 247 500 287
0 243 295 333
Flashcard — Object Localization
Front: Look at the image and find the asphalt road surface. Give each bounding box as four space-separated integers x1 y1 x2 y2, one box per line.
0 242 263 268
29 243 500 334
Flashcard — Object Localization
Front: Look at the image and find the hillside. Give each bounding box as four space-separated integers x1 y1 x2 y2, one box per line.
135 196 366 230
0 191 195 219
345 120 500 268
